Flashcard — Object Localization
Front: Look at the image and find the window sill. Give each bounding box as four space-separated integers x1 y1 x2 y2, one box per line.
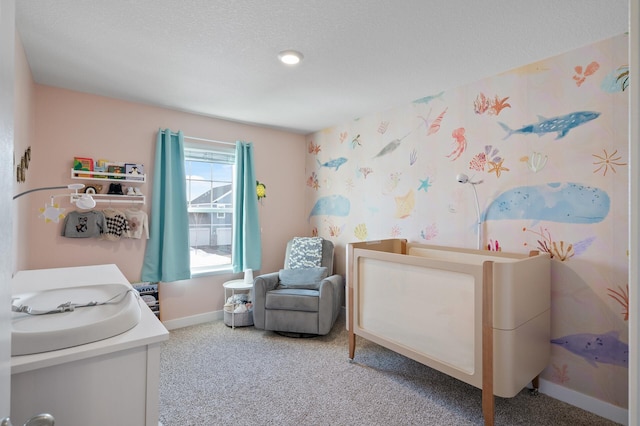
190 265 234 278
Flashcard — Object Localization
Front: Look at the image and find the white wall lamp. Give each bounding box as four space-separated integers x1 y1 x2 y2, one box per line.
13 183 97 223
456 173 483 250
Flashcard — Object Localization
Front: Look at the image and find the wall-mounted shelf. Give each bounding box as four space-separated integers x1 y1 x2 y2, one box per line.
70 168 146 205
71 193 146 205
70 169 146 184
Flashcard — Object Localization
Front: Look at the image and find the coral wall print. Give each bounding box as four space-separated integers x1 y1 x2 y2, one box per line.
305 34 629 408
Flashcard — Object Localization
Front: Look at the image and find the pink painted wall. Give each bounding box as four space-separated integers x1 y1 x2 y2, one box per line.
14 82 307 322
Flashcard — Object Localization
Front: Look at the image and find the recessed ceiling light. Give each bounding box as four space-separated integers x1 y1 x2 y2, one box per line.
278 50 303 65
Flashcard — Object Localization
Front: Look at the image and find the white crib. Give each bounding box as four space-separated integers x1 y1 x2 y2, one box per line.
346 239 551 425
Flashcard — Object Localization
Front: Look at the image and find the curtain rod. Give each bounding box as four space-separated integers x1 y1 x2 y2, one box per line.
183 135 236 146
161 129 236 146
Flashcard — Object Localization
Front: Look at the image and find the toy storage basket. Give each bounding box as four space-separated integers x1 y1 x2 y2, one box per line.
224 308 253 327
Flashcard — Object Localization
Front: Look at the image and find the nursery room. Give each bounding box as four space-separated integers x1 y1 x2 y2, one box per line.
1 1 637 425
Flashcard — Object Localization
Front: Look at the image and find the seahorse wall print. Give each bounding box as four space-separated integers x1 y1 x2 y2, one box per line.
484 183 610 224
551 331 628 368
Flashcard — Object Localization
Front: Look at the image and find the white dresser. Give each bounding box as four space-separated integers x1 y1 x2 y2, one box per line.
10 264 169 426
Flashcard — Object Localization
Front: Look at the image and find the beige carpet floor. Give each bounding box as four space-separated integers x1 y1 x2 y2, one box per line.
159 312 620 425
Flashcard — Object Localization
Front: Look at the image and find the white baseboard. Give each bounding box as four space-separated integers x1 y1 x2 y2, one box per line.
539 378 628 425
162 310 223 330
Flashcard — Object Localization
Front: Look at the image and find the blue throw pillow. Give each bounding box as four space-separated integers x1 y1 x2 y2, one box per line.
279 267 328 289
288 237 323 269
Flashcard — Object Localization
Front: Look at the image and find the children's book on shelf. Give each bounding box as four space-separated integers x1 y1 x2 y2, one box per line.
125 163 144 181
133 282 159 318
73 157 93 177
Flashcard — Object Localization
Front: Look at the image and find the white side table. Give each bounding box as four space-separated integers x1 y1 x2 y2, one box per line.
223 279 253 328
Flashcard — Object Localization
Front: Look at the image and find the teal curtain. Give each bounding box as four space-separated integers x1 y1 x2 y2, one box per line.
141 129 191 282
232 141 262 273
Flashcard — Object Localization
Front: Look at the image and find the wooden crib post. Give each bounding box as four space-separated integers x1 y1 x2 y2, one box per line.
347 243 356 360
528 250 541 397
482 260 495 426
348 285 355 359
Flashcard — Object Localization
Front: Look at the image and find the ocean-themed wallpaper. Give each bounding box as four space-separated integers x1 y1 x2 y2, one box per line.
305 34 629 408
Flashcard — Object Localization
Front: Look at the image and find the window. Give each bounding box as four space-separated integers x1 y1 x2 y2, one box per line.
184 144 235 275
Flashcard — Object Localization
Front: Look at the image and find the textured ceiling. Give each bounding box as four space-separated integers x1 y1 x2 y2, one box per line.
16 1 629 135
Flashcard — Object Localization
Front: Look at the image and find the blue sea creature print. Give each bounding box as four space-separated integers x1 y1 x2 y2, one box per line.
551 331 628 368
417 177 432 192
498 111 600 139
317 157 347 170
413 91 444 105
484 182 609 224
308 195 351 221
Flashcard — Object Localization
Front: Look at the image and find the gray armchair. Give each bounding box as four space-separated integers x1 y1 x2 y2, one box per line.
253 237 344 336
